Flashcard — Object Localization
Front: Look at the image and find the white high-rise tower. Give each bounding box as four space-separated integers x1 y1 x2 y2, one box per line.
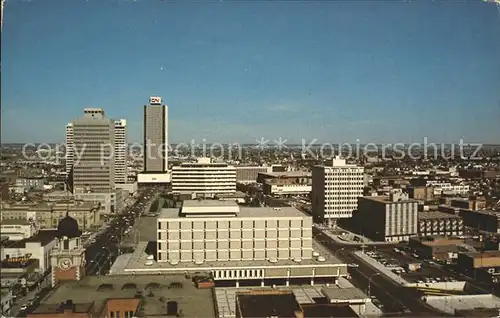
65 123 74 175
312 156 365 227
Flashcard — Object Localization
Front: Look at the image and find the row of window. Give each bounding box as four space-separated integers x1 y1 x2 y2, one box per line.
158 231 311 240
158 240 312 250
158 220 307 229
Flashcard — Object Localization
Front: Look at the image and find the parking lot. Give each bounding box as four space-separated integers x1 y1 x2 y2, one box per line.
364 248 463 286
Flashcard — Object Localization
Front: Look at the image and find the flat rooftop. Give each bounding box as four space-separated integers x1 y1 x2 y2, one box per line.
321 287 369 302
410 236 463 246
1 230 57 248
259 171 311 178
418 211 462 220
159 202 309 219
362 196 418 204
236 292 301 317
35 274 215 317
111 240 343 274
215 277 381 318
425 294 500 315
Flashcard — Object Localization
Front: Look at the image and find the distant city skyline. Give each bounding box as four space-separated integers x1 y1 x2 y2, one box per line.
2 0 500 144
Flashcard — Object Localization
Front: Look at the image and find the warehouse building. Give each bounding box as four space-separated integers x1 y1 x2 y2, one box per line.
459 209 500 233
257 171 312 197
418 211 464 237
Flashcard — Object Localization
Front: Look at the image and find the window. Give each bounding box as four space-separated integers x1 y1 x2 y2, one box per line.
110 312 115 318
116 312 121 318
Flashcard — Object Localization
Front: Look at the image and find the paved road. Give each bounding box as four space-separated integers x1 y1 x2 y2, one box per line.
313 228 450 317
85 187 160 276
9 273 51 317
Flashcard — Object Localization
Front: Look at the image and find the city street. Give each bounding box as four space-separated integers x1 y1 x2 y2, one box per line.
313 228 449 317
85 187 159 276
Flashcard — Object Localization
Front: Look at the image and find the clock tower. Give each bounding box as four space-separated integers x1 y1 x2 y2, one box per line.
50 214 86 287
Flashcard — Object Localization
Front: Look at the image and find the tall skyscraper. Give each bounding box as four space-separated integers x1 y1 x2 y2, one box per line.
66 115 127 185
65 123 74 175
113 119 127 184
143 96 168 173
72 108 115 193
312 156 364 227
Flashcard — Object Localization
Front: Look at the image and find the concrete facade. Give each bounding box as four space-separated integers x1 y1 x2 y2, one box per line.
157 200 313 263
311 157 364 226
1 201 100 230
355 190 418 242
72 108 115 193
171 158 236 198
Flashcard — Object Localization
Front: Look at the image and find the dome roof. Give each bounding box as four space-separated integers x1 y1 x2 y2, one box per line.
56 215 81 238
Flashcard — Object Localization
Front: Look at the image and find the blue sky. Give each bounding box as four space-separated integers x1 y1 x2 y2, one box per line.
2 0 500 144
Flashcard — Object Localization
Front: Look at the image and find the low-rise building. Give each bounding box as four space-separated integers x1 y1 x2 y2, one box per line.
235 290 303 318
457 250 500 275
426 181 470 196
409 236 462 262
354 189 418 242
418 211 464 237
459 209 500 233
0 219 39 240
1 230 58 272
258 171 312 197
1 201 100 230
408 186 435 201
15 177 45 190
27 275 215 318
236 166 269 184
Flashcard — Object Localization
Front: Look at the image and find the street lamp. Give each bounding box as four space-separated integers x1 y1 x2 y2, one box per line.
368 273 380 297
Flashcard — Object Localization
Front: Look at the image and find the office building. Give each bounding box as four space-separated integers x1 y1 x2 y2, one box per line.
128 200 349 287
72 108 115 193
138 96 169 184
171 157 236 198
311 157 364 226
65 123 74 175
113 119 127 184
67 116 126 185
157 200 313 263
355 189 418 242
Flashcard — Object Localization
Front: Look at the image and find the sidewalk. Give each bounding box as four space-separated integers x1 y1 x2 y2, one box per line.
316 226 396 246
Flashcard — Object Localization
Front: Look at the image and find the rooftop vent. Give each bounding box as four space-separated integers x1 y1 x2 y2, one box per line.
293 258 302 263
268 258 278 263
317 256 326 262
